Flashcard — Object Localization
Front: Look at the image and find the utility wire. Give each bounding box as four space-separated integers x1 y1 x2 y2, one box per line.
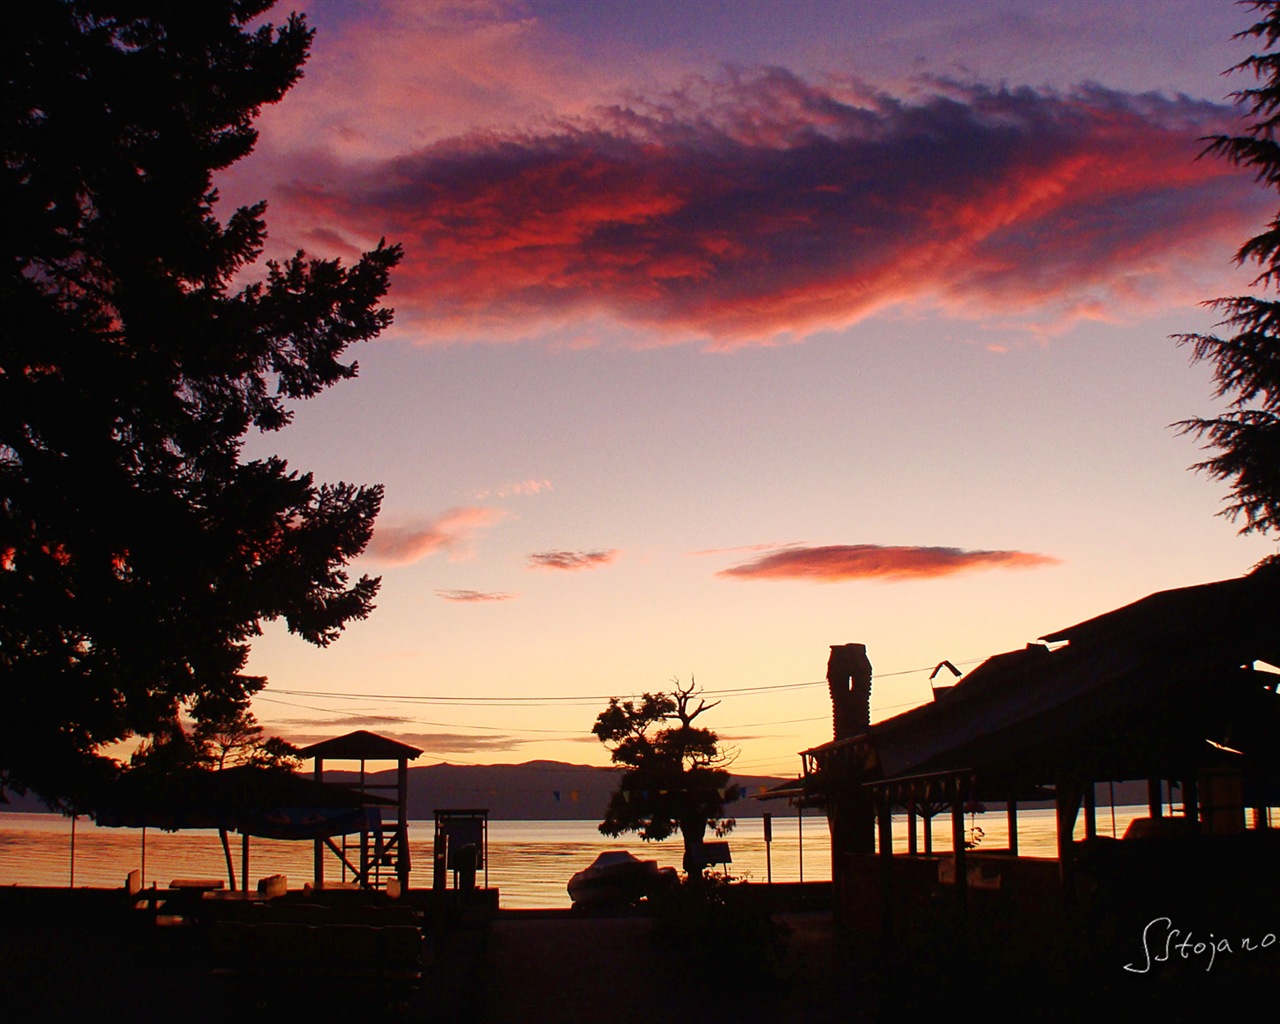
266 657 984 709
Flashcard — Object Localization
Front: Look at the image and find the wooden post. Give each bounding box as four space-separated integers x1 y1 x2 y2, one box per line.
241 833 250 893
951 777 969 949
907 796 918 855
314 756 325 886
877 789 894 861
397 756 410 891
1084 783 1097 841
1183 776 1199 832
1147 778 1163 818
876 787 894 944
1007 799 1018 856
219 828 236 892
1055 782 1081 898
923 779 934 855
359 758 369 886
797 803 803 884
951 778 966 873
433 826 448 891
763 812 773 884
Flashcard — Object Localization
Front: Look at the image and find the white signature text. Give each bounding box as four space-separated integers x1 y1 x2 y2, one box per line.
1125 916 1276 973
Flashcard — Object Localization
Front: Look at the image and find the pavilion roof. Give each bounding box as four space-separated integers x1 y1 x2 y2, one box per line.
295 730 424 762
807 568 1280 797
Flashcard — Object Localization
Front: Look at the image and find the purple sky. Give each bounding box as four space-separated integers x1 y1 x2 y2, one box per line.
224 1 1278 776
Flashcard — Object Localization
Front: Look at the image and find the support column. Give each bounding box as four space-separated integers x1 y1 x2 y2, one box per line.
876 788 894 944
907 797 918 855
1183 776 1199 832
1055 781 1082 898
951 778 967 874
878 789 894 860
1007 799 1018 856
313 756 325 886
359 759 369 886
951 777 969 948
397 756 411 890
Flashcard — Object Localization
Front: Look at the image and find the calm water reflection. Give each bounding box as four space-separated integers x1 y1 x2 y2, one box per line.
0 807 1144 908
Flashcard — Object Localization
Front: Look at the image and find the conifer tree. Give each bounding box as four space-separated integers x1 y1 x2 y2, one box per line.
1 2 401 805
1179 1 1280 552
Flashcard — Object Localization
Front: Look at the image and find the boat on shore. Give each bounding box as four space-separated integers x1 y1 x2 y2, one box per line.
567 850 676 907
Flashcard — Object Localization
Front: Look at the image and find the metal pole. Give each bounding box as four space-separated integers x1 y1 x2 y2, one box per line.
797 803 803 884
763 812 773 884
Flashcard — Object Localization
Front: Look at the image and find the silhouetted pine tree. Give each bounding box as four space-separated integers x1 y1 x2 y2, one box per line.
0 2 401 806
1179 2 1280 549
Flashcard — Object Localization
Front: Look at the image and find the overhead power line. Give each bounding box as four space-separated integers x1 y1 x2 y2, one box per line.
265 658 983 710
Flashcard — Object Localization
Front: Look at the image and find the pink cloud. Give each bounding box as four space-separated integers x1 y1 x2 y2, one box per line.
436 589 517 603
278 730 531 754
690 542 791 558
475 479 554 500
717 544 1060 582
277 71 1266 345
365 507 508 566
252 1 619 162
527 549 619 571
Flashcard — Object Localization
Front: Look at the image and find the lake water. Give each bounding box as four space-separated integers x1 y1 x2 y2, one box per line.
0 805 1147 908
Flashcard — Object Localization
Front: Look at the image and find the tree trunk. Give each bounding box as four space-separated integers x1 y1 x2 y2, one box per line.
219 827 237 891
680 817 708 877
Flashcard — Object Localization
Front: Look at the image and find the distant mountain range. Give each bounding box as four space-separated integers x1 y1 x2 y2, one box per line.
326 761 792 821
1 761 795 821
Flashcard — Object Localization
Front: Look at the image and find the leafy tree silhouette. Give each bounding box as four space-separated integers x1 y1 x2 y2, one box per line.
593 680 738 874
1178 1 1280 556
1 2 400 807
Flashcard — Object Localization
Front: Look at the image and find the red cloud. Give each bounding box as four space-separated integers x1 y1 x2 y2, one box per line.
435 589 517 603
528 549 619 571
279 71 1265 344
717 544 1060 582
365 507 507 566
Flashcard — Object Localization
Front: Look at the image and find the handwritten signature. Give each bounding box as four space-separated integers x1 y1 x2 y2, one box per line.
1125 916 1277 973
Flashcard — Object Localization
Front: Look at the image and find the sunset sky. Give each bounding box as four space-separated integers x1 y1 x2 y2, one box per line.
227 0 1279 778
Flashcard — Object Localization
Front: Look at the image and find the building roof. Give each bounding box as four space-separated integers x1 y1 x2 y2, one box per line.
808 569 1280 797
295 730 425 762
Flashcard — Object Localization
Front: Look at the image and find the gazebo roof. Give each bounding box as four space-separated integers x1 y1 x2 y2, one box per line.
295 729 424 762
94 764 395 832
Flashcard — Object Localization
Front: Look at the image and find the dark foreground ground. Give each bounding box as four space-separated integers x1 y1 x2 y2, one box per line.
1 889 1275 1023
